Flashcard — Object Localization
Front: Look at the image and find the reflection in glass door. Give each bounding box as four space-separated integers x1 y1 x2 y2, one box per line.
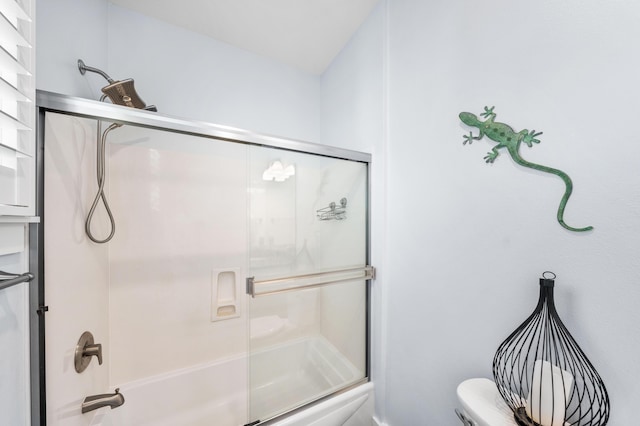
247 146 369 422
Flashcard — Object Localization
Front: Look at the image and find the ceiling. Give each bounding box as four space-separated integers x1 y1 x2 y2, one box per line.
109 0 380 75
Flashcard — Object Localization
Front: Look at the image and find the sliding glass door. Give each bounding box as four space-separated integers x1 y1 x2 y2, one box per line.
37 93 372 425
247 146 369 423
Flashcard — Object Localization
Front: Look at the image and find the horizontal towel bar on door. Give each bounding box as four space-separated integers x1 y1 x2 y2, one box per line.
0 271 34 292
246 266 375 297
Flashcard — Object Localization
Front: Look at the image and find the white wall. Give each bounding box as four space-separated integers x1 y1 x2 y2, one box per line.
36 0 109 99
36 1 321 143
320 2 385 154
38 1 640 424
385 0 640 424
320 1 388 421
107 4 321 142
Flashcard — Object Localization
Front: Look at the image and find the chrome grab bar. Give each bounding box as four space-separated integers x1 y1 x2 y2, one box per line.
247 265 375 297
0 271 34 292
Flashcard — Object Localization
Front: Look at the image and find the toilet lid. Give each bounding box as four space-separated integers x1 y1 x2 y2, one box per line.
457 378 518 426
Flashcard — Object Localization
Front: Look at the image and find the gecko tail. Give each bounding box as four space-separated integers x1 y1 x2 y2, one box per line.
558 219 593 233
508 154 593 232
556 185 593 232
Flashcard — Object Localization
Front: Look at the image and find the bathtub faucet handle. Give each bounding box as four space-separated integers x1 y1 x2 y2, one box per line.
75 331 103 373
83 342 103 365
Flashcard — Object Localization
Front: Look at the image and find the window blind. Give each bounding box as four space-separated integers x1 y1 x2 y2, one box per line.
0 0 34 215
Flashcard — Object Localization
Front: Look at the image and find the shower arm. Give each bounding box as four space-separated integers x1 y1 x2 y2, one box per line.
78 59 115 84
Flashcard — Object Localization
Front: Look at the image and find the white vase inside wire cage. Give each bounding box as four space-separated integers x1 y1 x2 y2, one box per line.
492 272 610 426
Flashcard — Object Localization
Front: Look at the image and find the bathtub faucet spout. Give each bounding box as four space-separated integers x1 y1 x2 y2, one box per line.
82 388 125 413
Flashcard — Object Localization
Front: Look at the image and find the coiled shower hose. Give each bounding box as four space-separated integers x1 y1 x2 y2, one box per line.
85 120 121 243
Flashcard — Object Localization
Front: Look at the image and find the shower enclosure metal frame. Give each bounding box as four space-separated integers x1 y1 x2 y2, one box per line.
34 90 373 425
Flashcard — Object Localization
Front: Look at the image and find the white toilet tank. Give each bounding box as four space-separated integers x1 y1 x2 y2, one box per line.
456 378 518 426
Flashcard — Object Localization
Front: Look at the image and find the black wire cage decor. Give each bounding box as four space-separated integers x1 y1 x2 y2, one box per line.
492 272 610 426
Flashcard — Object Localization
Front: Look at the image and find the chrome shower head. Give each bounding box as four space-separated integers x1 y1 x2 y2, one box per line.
78 59 157 112
101 79 155 110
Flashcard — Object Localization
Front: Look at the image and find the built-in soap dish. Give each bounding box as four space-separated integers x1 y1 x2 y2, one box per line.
216 305 236 316
250 315 286 339
211 269 241 322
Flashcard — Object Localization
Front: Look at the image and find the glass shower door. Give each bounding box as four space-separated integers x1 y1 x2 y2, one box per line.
37 93 373 426
247 146 370 423
43 112 252 426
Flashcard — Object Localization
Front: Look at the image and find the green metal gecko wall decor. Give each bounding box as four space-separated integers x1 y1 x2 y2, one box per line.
459 106 593 232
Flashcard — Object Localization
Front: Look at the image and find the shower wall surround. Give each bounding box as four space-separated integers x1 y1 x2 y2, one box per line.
41 98 370 426
44 114 111 425
107 125 249 383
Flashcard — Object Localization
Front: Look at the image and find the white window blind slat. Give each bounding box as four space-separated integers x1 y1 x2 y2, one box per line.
0 76 30 102
0 1 30 26
0 144 30 207
0 84 31 124
0 109 29 130
0 46 30 79
0 14 31 57
0 110 31 157
0 0 33 216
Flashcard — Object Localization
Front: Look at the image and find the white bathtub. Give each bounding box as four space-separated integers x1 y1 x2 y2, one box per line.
105 336 373 426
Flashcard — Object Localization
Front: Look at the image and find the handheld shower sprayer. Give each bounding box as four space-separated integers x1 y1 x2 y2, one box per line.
77 59 157 111
78 59 157 243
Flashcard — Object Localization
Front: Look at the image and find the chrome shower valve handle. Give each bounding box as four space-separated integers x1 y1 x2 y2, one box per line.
82 343 103 364
75 331 103 373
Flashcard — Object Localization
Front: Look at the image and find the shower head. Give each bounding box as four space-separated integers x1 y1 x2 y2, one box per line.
78 59 157 112
101 79 156 111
